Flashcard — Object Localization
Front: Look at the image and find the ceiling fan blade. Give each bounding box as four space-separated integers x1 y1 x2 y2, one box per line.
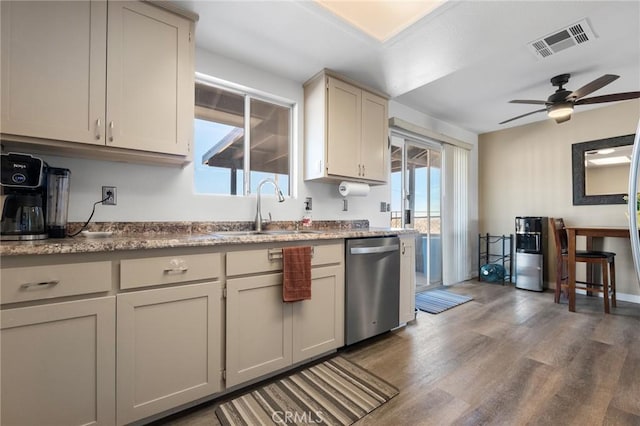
554 115 572 124
570 74 619 100
575 91 640 105
499 108 547 125
509 100 547 105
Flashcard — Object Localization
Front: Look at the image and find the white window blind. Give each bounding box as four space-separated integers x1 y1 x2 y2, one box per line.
442 144 471 284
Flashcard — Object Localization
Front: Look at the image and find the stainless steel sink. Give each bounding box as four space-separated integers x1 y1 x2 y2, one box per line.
212 229 322 237
260 229 322 235
212 230 259 236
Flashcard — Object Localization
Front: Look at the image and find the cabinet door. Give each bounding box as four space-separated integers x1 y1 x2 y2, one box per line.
1 296 116 426
292 265 345 363
327 77 361 179
399 236 417 324
361 91 389 182
226 273 292 388
107 1 192 155
117 282 222 425
0 0 107 145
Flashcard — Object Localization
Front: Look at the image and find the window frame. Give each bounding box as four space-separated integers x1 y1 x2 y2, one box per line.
194 73 296 197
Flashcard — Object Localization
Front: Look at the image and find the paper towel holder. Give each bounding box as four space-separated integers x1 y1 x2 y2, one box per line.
338 181 370 197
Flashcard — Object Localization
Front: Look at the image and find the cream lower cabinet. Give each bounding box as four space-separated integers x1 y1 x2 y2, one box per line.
225 243 345 388
225 272 293 388
399 235 417 324
292 265 344 363
116 282 223 425
1 296 116 426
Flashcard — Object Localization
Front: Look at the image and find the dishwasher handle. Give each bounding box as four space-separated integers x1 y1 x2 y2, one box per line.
350 244 399 255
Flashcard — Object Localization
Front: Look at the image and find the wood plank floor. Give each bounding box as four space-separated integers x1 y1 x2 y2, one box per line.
155 280 640 425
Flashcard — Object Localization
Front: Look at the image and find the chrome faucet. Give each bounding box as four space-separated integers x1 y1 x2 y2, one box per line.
255 178 285 232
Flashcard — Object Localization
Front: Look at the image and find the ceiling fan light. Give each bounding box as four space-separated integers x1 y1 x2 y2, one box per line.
547 102 574 119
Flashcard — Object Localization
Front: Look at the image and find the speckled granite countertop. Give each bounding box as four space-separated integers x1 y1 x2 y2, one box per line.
0 221 418 256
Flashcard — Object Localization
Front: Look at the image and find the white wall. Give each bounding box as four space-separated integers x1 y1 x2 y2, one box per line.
34 49 477 231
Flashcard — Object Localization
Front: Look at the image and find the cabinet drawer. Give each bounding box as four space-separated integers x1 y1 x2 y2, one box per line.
227 243 343 276
120 253 221 290
1 261 112 304
312 243 344 267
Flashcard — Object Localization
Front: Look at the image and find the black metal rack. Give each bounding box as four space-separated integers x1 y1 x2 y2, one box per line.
478 234 513 284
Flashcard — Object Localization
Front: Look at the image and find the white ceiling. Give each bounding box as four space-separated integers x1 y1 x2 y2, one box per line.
172 0 640 135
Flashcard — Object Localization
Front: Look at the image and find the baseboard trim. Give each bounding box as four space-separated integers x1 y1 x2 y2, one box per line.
575 289 640 304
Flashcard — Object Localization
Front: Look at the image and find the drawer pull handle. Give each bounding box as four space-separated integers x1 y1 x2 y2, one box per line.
20 280 60 289
164 267 188 274
164 259 188 274
268 247 314 261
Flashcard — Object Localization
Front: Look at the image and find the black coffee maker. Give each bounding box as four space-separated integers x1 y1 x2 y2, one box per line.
1 152 72 241
1 153 48 240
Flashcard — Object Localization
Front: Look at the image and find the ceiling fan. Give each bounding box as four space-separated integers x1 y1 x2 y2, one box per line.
499 74 640 125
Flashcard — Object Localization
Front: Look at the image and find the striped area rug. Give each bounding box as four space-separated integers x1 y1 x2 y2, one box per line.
415 289 473 314
215 356 398 425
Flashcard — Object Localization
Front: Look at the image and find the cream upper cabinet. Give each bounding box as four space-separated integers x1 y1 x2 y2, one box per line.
0 0 194 158
106 1 193 155
326 78 362 178
361 91 389 182
399 235 417 324
0 1 107 145
1 296 116 426
304 71 389 184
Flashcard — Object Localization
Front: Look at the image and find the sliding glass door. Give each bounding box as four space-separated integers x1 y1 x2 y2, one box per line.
391 134 442 292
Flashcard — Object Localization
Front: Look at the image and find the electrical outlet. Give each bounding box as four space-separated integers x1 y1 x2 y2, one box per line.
380 202 387 212
102 186 117 205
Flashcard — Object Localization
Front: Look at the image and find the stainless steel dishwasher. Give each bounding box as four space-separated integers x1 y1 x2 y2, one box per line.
345 236 400 345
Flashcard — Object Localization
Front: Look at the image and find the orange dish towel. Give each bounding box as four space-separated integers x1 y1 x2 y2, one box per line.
282 246 312 302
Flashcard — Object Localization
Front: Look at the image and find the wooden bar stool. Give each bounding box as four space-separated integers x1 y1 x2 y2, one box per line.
549 218 616 313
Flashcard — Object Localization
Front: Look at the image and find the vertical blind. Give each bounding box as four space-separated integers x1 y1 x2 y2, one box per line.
442 144 471 284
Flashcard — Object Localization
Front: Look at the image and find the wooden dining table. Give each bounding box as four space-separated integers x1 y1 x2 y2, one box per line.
565 226 631 312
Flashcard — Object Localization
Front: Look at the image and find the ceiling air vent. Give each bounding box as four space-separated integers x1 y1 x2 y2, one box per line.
528 19 596 59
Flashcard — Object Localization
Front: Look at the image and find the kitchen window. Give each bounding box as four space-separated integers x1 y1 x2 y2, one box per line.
193 80 293 196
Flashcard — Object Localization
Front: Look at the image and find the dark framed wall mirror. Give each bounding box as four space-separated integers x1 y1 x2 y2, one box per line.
572 134 636 205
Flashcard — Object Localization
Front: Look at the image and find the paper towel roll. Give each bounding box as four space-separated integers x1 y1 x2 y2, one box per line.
338 181 370 197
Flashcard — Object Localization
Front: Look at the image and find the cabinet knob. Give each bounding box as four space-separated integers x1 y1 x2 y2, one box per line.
95 118 102 140
108 121 114 142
